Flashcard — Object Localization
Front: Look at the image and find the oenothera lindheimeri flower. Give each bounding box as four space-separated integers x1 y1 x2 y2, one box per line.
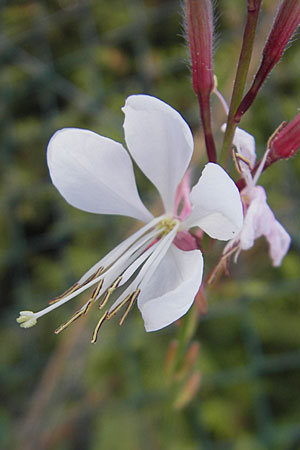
17 95 243 342
222 126 291 266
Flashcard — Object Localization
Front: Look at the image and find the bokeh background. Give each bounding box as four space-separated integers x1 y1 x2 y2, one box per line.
1 1 300 449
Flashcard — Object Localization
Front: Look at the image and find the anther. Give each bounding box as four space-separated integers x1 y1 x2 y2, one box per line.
49 282 80 305
99 276 122 309
91 310 108 344
82 266 104 287
106 294 132 320
119 289 140 326
54 308 85 334
91 279 104 301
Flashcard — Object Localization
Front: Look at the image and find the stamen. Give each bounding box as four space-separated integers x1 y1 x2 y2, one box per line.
91 278 104 301
107 293 133 320
82 266 104 286
49 267 104 305
49 282 80 305
232 149 242 174
54 308 86 335
119 289 140 326
83 298 93 314
91 310 108 344
99 276 122 309
235 152 252 170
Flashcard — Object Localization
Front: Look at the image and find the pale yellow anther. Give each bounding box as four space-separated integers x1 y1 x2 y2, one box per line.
16 311 37 328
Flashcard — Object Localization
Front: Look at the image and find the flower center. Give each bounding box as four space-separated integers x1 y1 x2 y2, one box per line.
157 217 178 236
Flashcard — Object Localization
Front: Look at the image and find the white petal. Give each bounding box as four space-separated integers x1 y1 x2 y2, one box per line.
184 163 243 240
123 95 194 213
138 245 203 332
47 128 152 222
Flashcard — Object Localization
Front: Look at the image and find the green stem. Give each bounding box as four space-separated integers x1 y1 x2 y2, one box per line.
219 0 262 167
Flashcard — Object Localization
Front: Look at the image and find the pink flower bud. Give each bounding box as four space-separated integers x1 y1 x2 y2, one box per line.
185 0 214 97
269 112 300 162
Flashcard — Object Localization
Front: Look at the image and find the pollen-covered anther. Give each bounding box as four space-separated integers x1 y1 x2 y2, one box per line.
16 311 37 328
98 276 122 309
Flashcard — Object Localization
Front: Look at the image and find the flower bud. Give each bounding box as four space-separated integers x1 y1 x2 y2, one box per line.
235 0 300 121
269 112 300 162
185 0 217 162
185 0 214 98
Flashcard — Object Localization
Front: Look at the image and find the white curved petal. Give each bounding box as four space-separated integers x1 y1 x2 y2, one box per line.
47 128 152 222
184 163 243 240
123 95 194 213
138 245 203 332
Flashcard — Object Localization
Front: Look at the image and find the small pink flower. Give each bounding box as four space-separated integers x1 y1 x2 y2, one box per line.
223 126 291 266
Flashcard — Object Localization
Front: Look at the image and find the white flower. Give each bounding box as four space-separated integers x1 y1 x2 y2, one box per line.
223 126 291 266
17 95 243 341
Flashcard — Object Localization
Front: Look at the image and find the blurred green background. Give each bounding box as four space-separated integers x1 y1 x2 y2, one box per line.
1 1 300 449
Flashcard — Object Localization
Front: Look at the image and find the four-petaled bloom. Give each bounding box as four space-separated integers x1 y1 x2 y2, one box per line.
17 95 243 341
223 126 291 266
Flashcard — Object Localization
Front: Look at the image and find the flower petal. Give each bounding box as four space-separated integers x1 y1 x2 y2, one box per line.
266 220 291 267
239 186 271 250
47 128 152 222
123 95 194 213
240 186 291 266
138 245 203 332
184 163 243 240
